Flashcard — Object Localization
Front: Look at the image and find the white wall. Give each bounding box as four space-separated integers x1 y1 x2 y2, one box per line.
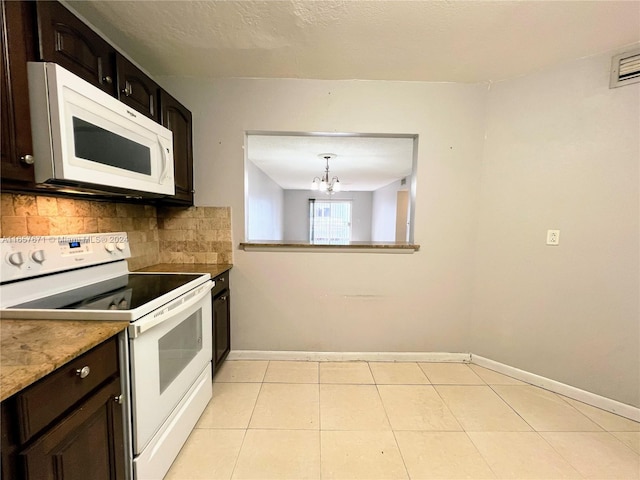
372 179 404 241
159 76 487 354
159 45 639 407
283 190 373 242
246 160 284 241
471 47 640 407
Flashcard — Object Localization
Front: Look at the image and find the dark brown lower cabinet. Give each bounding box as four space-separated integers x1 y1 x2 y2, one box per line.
213 290 230 369
212 271 231 374
21 377 125 480
1 336 125 480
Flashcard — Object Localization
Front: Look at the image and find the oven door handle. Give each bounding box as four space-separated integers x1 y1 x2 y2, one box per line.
129 280 213 338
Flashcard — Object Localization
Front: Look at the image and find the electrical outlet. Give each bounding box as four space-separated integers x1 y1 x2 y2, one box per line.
546 230 560 245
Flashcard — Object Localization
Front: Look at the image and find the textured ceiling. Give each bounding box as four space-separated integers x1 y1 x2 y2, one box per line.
247 134 414 191
67 0 640 83
65 1 640 190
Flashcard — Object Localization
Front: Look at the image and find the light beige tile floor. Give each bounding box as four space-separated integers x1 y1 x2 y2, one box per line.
166 360 640 480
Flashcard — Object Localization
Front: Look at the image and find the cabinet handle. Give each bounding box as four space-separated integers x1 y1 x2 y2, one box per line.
219 295 227 301
218 277 225 282
76 366 91 379
20 154 34 165
103 75 113 84
114 394 123 404
122 81 132 96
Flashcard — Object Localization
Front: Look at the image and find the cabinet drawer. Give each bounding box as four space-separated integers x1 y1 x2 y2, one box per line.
211 271 230 298
15 337 118 443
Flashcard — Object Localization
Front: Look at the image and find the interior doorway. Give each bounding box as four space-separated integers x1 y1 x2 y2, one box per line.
395 190 409 242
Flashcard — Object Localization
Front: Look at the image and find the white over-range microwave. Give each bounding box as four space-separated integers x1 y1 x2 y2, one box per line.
27 62 175 197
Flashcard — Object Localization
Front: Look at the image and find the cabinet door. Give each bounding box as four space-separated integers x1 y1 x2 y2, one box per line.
159 90 194 205
20 377 125 480
36 1 116 96
213 291 230 369
1 398 21 480
0 0 36 184
116 54 159 121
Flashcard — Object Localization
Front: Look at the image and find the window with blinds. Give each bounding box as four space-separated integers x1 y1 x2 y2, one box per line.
309 200 352 244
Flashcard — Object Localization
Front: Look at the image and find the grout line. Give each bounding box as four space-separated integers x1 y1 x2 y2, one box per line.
528 430 588 478
229 364 269 480
368 360 413 480
483 383 537 432
416 362 433 383
606 431 640 456
463 431 502 479
429 380 465 433
227 427 248 480
554 392 617 432
244 367 267 430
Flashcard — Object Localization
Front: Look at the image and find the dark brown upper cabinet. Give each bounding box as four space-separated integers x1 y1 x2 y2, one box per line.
116 53 159 122
1 0 36 185
160 89 194 205
1 0 195 203
35 1 116 96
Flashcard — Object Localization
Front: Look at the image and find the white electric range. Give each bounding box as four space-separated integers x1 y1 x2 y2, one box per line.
0 232 213 480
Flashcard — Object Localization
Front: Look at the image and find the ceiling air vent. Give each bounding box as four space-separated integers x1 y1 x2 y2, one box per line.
610 49 640 89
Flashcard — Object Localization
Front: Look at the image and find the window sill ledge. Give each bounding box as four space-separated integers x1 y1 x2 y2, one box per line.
239 241 420 253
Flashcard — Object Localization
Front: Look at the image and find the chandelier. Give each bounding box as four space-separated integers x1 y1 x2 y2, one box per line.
311 154 341 194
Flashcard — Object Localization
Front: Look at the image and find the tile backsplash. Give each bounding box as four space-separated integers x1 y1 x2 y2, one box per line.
0 193 232 270
157 206 232 264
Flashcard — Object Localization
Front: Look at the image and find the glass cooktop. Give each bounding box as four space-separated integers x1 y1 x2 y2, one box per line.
9 273 204 311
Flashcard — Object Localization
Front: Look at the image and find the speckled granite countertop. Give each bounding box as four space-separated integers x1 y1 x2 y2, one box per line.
0 264 232 402
0 320 129 401
136 263 232 277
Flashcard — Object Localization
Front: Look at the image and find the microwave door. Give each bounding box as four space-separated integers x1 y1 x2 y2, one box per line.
28 62 175 197
60 100 173 196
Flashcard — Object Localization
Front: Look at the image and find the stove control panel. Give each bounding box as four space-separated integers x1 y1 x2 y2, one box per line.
0 232 131 283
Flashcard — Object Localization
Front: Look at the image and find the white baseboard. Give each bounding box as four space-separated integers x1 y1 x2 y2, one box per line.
226 350 639 422
471 354 640 423
227 350 471 363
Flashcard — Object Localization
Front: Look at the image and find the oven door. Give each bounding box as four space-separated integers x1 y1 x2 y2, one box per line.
128 280 212 453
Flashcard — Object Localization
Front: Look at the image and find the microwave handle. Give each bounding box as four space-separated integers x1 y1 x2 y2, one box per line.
158 135 172 184
129 280 213 338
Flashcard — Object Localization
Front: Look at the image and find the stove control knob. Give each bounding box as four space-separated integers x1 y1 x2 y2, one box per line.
104 243 116 253
116 242 126 251
7 252 24 267
31 250 46 264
